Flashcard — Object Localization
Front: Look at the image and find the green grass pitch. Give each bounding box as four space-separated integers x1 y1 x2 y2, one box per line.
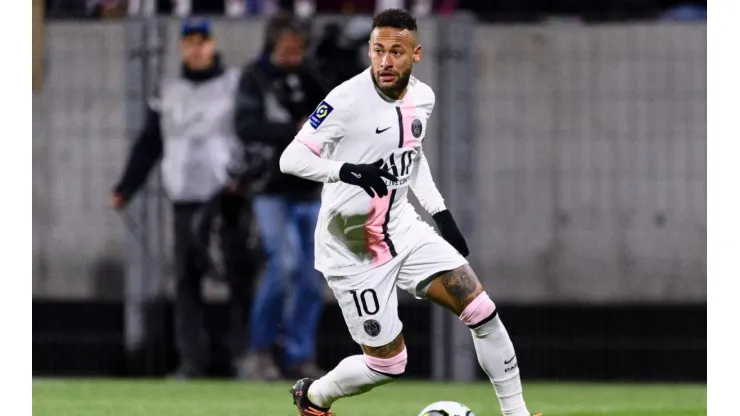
32 379 706 416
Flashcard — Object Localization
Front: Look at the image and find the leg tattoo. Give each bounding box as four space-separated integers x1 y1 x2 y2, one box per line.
427 265 484 315
361 332 405 359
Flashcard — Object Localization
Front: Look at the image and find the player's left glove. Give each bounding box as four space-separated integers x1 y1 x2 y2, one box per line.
433 209 470 257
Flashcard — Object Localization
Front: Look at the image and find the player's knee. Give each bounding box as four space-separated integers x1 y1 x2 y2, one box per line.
459 291 497 329
364 347 407 379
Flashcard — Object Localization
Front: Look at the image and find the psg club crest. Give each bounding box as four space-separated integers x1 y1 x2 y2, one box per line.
411 119 423 138
363 319 381 337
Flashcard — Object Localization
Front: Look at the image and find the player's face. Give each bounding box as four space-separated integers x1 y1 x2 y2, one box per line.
369 27 422 99
180 34 216 71
271 32 306 71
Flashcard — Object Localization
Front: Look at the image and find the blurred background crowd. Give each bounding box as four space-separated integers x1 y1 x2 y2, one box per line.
45 0 707 21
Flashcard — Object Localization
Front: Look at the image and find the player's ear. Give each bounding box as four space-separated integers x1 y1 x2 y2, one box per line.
413 45 422 64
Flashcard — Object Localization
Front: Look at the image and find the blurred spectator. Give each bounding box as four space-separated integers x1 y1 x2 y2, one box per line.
304 16 372 93
233 14 327 380
91 0 128 18
289 0 433 15
45 0 128 18
131 0 231 16
313 0 375 14
436 0 459 15
662 3 706 20
245 0 281 15
111 17 259 379
170 0 228 16
45 0 84 16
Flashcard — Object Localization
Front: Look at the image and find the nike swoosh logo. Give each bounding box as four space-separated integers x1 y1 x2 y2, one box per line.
351 172 362 179
376 126 391 134
504 355 516 364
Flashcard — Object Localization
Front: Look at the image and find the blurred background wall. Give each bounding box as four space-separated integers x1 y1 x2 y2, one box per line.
32 1 706 381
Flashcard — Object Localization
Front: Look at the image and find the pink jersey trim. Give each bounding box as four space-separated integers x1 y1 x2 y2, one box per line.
296 136 321 156
459 292 496 327
399 94 420 149
365 194 394 267
364 347 408 375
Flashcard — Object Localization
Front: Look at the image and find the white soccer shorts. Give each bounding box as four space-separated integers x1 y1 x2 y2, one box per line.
325 221 468 347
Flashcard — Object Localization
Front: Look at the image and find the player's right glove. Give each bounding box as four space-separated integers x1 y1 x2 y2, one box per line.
339 160 398 198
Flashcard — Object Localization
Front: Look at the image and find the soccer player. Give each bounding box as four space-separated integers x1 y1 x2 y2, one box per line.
279 9 540 416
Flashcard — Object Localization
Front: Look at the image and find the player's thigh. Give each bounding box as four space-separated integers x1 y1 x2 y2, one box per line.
396 225 473 306
326 259 404 350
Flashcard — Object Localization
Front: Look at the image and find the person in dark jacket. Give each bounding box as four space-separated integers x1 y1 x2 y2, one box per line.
303 16 372 93
111 17 257 379
233 14 327 380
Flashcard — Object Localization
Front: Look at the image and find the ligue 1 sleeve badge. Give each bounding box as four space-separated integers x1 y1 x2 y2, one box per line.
310 101 334 129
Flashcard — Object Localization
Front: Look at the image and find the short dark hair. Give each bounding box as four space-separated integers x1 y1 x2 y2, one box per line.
372 9 418 32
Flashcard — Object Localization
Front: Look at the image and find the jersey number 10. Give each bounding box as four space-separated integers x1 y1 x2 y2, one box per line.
350 289 380 316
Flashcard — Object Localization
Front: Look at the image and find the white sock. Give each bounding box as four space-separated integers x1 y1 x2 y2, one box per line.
461 292 530 416
307 349 407 409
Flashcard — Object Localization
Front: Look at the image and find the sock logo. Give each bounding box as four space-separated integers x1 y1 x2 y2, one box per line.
505 363 518 373
504 354 518 373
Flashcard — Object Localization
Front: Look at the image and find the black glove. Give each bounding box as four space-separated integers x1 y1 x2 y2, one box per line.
433 209 470 257
339 160 398 198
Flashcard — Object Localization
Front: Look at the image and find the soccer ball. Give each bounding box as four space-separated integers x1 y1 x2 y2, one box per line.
418 401 476 416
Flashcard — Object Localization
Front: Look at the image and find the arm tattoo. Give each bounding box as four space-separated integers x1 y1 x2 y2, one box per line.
362 333 405 359
439 265 483 311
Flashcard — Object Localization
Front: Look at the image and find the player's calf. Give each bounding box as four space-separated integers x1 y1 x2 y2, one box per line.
425 266 533 416
297 333 407 413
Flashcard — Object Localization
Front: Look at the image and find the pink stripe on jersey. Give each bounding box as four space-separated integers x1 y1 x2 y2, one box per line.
399 94 420 149
364 347 407 375
296 136 321 156
365 194 394 267
459 292 496 327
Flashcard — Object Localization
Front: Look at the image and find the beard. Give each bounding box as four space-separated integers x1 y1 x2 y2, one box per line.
374 67 412 100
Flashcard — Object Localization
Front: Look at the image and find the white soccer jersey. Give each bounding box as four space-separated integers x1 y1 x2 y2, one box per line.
280 68 447 276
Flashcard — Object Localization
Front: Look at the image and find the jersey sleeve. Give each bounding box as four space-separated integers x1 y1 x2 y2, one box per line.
280 140 344 183
410 149 446 215
409 83 444 213
279 85 357 183
294 85 357 156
